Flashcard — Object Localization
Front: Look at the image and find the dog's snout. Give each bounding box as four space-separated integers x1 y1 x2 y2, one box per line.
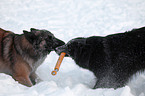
55 45 67 55
53 38 65 48
55 47 60 51
55 45 65 51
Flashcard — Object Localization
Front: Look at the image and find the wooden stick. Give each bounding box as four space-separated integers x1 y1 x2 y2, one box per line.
51 52 66 75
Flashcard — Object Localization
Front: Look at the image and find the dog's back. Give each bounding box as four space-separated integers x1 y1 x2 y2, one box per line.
0 28 14 74
94 27 145 88
0 28 13 54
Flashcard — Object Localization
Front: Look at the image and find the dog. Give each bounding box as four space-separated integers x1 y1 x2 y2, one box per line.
0 28 65 87
55 27 145 89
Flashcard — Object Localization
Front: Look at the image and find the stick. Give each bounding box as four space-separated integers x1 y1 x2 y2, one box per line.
51 52 66 76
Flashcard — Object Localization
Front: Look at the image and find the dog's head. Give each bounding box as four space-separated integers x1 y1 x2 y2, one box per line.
23 28 65 54
55 38 86 58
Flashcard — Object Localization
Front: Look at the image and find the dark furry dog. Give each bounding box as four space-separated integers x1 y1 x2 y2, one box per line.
0 28 65 87
55 27 145 89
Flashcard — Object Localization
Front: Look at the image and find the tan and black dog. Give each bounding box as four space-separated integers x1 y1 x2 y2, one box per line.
0 28 65 87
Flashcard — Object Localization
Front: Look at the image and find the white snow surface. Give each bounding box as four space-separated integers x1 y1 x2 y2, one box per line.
0 0 145 96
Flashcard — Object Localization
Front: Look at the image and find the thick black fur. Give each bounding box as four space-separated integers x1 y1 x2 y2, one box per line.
55 27 145 89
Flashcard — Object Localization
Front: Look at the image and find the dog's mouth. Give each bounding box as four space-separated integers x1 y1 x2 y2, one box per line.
55 45 65 54
55 45 69 56
52 38 65 49
45 38 65 52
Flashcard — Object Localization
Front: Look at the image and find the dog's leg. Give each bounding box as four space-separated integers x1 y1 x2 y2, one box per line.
93 80 100 89
12 62 33 87
13 75 33 87
93 78 107 89
93 77 120 89
30 72 37 85
30 72 42 85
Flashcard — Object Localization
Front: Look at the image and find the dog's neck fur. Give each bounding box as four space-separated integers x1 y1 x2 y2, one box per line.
15 35 47 72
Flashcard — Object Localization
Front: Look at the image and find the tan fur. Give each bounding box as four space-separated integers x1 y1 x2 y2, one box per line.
0 28 40 87
0 28 65 87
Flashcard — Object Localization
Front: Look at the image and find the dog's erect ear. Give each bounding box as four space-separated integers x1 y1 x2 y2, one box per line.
23 30 36 44
30 28 37 32
23 30 29 34
30 28 41 35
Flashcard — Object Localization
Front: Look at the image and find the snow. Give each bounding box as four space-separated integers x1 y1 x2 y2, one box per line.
0 0 145 96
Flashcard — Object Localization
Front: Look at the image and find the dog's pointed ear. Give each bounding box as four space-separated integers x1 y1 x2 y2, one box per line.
23 30 35 44
30 28 41 35
30 28 37 32
23 30 29 34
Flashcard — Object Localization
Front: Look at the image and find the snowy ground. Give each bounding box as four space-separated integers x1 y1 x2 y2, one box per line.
0 0 145 96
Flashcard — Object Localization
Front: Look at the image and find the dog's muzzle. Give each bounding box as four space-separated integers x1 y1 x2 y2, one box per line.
55 45 68 55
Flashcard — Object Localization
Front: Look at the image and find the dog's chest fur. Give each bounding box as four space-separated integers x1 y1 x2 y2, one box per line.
26 56 47 72
15 36 47 72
